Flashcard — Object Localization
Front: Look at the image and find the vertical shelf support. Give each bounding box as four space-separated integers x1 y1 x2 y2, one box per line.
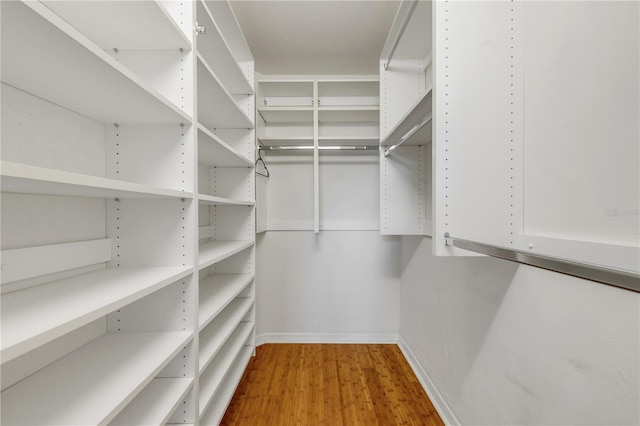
313 80 320 233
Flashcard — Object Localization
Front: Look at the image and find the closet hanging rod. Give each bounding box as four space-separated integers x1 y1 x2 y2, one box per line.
260 145 378 151
444 233 640 293
384 0 420 71
383 113 432 157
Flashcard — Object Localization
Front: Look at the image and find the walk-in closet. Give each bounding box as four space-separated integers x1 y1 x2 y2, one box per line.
1 1 638 425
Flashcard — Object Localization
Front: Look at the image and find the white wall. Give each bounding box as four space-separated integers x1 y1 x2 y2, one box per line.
256 230 400 342
400 236 639 425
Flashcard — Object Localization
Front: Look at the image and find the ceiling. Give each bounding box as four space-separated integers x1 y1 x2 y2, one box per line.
230 1 401 76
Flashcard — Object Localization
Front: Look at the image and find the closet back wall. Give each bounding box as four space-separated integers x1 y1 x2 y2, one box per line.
256 154 400 343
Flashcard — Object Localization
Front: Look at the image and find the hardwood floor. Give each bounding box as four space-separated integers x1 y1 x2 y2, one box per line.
221 344 444 426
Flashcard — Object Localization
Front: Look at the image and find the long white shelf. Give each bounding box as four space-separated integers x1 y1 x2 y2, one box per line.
42 0 191 50
200 298 254 374
110 378 194 426
2 1 191 124
197 54 254 129
319 136 380 146
1 265 192 363
199 274 254 330
0 161 191 199
198 194 255 206
258 107 314 124
197 0 253 95
198 124 253 168
198 240 254 269
1 331 193 425
198 322 254 417
199 345 253 425
318 108 380 123
380 87 433 146
259 136 314 146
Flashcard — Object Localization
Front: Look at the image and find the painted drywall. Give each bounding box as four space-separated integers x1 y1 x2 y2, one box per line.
400 236 639 425
256 230 400 342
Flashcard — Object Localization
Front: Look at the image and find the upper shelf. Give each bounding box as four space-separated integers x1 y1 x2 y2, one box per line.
0 162 191 199
258 108 313 124
42 0 191 50
197 0 253 95
318 108 380 123
380 88 432 146
198 54 254 129
204 0 253 63
0 1 191 125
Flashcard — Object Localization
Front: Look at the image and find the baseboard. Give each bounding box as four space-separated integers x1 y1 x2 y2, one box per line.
397 337 460 426
255 332 399 346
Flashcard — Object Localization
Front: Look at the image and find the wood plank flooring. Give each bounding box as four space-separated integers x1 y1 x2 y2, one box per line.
221 344 444 426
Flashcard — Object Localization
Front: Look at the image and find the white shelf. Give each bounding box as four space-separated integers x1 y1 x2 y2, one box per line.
198 124 253 168
198 240 254 269
259 136 314 146
200 298 254 374
199 346 253 425
42 0 191 50
1 331 193 425
1 1 191 124
197 54 254 129
0 161 191 199
258 108 314 124
1 266 192 363
319 136 380 146
198 194 255 206
318 108 380 123
198 322 254 417
199 274 254 330
197 0 252 95
110 378 194 426
380 87 433 146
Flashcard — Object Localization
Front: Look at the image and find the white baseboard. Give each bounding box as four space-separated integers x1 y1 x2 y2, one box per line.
255 332 399 346
398 337 460 426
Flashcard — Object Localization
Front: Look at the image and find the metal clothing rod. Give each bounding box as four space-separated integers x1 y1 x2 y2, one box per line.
384 0 420 71
444 233 640 293
260 145 378 151
383 114 432 157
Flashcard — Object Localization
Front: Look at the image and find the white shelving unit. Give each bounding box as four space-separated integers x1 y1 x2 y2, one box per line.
379 0 433 236
256 77 380 233
195 1 257 423
1 0 256 424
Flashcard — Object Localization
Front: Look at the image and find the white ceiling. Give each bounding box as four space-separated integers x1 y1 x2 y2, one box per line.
230 1 401 76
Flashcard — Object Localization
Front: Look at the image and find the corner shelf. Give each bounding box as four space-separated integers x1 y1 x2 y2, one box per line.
1 265 191 363
41 0 191 50
0 162 192 199
110 378 194 426
199 274 254 331
197 0 252 95
197 54 254 129
198 322 254 418
2 1 191 125
0 331 193 425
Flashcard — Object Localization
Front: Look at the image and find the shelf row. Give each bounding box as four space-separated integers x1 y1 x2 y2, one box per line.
258 106 379 124
380 87 433 147
258 79 379 108
1 331 193 425
2 1 190 126
1 239 254 362
0 161 256 205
